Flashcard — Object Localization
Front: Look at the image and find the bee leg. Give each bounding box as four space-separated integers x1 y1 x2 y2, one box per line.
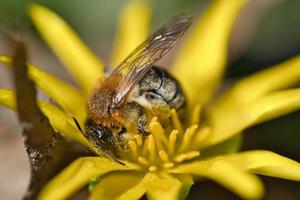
102 150 125 165
116 127 128 150
137 113 150 137
71 116 83 133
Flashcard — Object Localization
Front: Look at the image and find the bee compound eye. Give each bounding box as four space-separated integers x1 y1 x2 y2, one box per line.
145 92 159 101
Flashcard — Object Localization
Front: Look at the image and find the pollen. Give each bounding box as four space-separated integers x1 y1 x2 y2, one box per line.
121 105 210 171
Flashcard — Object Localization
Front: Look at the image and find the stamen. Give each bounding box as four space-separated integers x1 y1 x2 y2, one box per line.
163 162 174 168
134 134 143 146
178 125 198 152
150 118 167 150
174 151 200 163
120 106 206 171
149 165 157 172
147 135 156 162
138 156 149 166
171 109 183 133
168 130 179 155
128 140 138 159
189 104 201 125
159 150 169 162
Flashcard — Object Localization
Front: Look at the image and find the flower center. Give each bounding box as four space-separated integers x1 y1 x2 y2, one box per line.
120 105 211 172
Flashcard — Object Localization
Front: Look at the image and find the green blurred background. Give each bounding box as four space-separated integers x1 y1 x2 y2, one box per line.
0 0 300 199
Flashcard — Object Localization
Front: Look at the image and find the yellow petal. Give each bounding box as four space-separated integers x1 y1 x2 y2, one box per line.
205 88 300 148
89 172 145 200
172 174 194 200
143 172 192 200
224 150 300 181
247 88 300 124
173 0 247 106
0 89 89 146
28 3 104 93
221 55 300 105
172 159 264 200
39 157 130 200
0 56 86 123
0 89 15 109
39 101 90 146
111 0 150 67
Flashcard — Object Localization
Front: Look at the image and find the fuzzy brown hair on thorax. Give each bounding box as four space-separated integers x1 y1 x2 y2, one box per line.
87 75 121 126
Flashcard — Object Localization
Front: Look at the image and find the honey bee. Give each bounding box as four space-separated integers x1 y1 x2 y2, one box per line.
84 14 192 161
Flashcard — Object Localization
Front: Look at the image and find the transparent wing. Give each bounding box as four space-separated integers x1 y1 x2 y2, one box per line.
111 14 193 106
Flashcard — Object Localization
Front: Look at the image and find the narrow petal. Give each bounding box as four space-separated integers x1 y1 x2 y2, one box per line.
0 56 86 123
28 4 104 93
0 89 15 109
89 172 145 200
39 101 90 146
39 157 131 200
204 88 300 147
0 89 89 146
111 0 150 67
173 0 247 105
143 173 193 200
172 159 264 200
221 56 300 105
172 174 194 200
247 88 300 124
224 150 300 181
205 56 300 147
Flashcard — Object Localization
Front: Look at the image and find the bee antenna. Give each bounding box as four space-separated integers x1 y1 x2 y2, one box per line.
71 116 83 133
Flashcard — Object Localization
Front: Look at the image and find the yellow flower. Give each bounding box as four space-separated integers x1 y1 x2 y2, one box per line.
1 0 300 199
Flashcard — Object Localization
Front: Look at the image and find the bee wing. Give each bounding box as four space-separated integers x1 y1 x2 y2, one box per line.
112 14 193 106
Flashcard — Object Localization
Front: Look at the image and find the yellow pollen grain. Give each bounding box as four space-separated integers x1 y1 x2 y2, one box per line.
138 156 149 166
163 162 174 169
128 140 138 158
171 109 183 133
179 125 198 153
149 165 157 172
189 104 202 125
134 134 143 146
168 130 179 155
174 151 200 163
148 135 156 162
159 150 169 162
